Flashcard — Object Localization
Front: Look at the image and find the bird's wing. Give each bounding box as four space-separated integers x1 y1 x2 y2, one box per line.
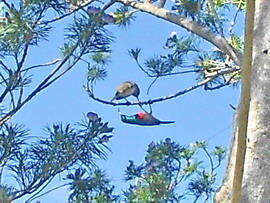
117 82 136 96
117 82 133 92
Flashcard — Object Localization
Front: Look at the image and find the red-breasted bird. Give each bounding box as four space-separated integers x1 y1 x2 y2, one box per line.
111 81 140 102
120 112 174 126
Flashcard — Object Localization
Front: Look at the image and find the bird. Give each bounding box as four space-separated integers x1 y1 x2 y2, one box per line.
120 111 174 126
101 13 115 24
98 135 113 143
0 2 8 26
111 81 140 102
87 112 99 122
87 6 101 14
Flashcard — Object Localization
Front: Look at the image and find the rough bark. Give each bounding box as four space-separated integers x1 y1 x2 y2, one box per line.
216 1 270 202
215 113 239 202
241 1 270 202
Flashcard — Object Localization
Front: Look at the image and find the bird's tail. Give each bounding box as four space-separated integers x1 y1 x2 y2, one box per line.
159 121 175 124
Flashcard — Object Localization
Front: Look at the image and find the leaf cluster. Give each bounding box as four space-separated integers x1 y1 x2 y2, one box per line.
112 6 136 27
67 168 118 202
124 139 226 202
0 4 51 56
0 115 114 201
63 14 113 57
129 35 198 77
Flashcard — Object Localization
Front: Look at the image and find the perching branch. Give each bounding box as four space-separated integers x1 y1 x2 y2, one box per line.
86 67 237 106
86 82 202 106
116 0 242 65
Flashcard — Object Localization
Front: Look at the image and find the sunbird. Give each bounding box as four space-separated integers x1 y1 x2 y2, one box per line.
120 112 175 126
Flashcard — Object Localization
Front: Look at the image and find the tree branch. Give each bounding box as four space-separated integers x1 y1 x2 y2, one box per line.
88 65 239 106
41 0 96 25
116 0 242 65
26 183 69 203
231 0 254 202
86 82 203 106
0 39 81 126
21 59 62 72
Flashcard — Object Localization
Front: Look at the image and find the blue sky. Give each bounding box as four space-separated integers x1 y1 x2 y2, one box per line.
8 5 243 203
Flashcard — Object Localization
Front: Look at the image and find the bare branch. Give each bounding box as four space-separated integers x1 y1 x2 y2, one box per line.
204 72 238 90
87 66 239 106
0 60 10 73
147 76 159 94
0 72 11 103
22 59 62 72
26 183 69 203
87 80 204 106
229 8 241 35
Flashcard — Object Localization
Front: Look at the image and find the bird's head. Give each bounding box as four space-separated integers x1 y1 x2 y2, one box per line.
87 112 98 121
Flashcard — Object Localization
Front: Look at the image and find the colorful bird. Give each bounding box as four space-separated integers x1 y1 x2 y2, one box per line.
120 112 174 126
111 81 140 102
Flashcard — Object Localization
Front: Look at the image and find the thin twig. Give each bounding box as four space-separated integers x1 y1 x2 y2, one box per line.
147 76 159 94
229 8 241 35
41 0 96 25
26 183 69 202
202 147 214 173
0 60 10 72
204 72 238 90
22 59 61 72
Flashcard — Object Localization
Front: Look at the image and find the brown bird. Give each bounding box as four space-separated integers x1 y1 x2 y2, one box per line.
111 81 140 102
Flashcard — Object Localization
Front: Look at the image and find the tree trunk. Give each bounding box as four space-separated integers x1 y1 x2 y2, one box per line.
216 1 270 202
241 1 270 202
